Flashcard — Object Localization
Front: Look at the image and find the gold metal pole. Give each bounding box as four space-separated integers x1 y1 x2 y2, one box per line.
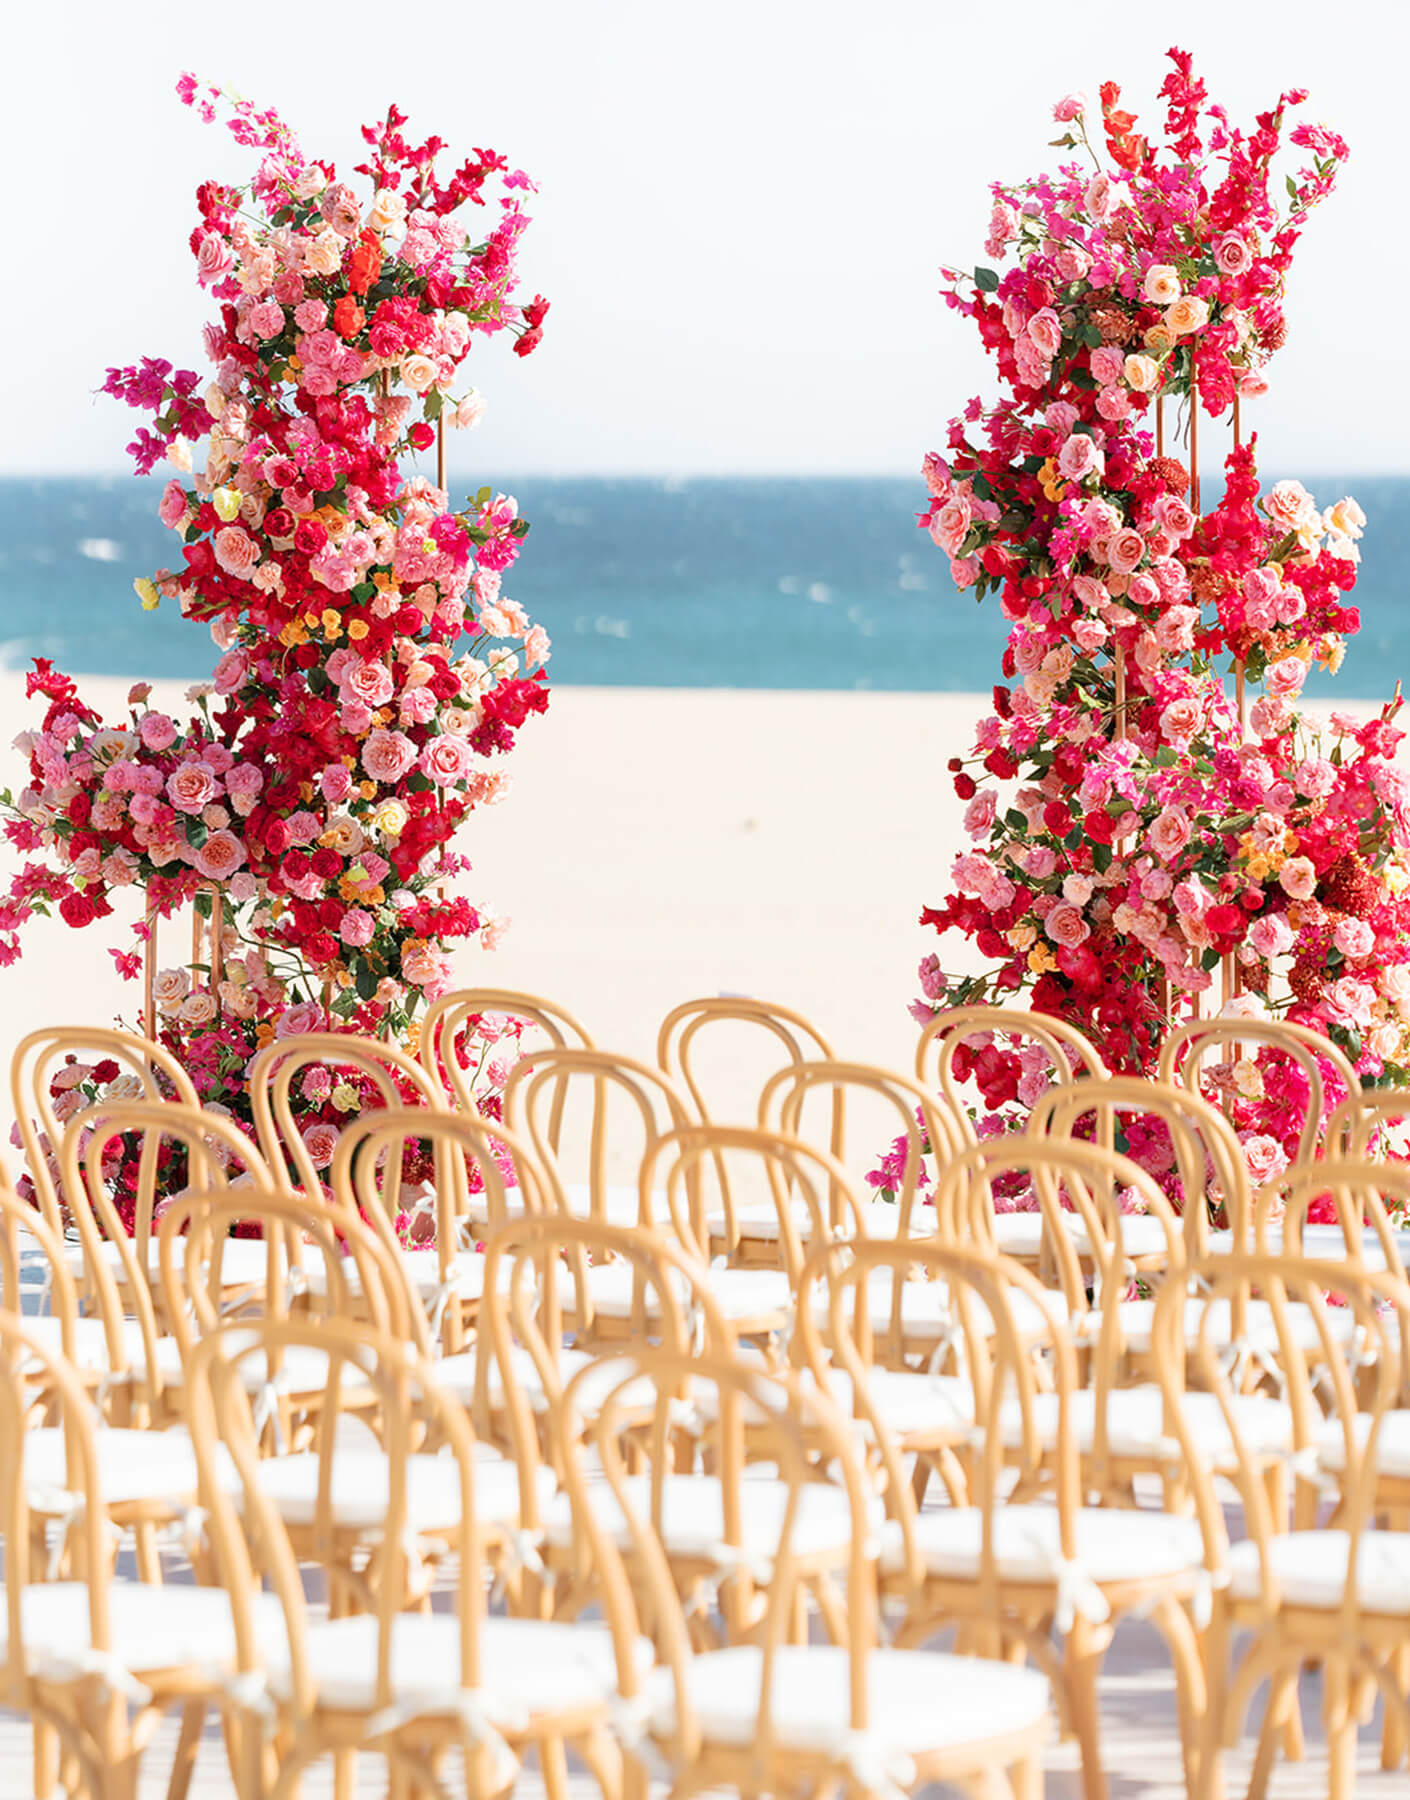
1156 394 1164 460
142 906 157 1041
436 415 446 493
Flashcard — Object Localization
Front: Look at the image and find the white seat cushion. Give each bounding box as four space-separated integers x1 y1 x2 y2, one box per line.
880 1502 1205 1589
1112 1294 1361 1358
66 1238 273 1287
1227 1530 1410 1611
0 1580 287 1681
1208 1224 1410 1270
121 1332 365 1398
688 1364 974 1440
997 1384 1292 1464
24 1426 218 1509
541 1471 867 1566
427 1344 597 1414
265 1611 651 1720
811 1267 1068 1342
647 1643 1049 1756
1315 1410 1410 1478
19 1316 124 1375
579 1261 792 1324
250 1449 555 1532
299 1246 503 1304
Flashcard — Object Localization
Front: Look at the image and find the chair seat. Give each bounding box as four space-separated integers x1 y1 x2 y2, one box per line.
1207 1224 1410 1270
1227 1530 1410 1611
810 1267 1067 1342
19 1316 125 1376
646 1643 1049 1759
429 1344 596 1414
997 1384 1293 1465
1315 1410 1410 1479
65 1238 272 1287
1111 1295 1362 1358
689 1363 974 1440
880 1503 1206 1593
24 1426 227 1511
125 1331 367 1399
299 1247 502 1304
250 1449 554 1533
265 1611 652 1722
542 1472 870 1568
465 1182 650 1230
577 1261 792 1325
0 1580 288 1684
990 1210 1169 1261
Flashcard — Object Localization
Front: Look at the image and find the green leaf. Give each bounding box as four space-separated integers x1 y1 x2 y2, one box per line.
1153 747 1179 767
354 961 379 1001
1079 321 1103 350
973 266 1000 294
1064 827 1083 851
185 820 209 851
475 486 493 508
1092 842 1112 874
423 390 444 422
1005 809 1029 835
1200 947 1221 972
1286 174 1300 201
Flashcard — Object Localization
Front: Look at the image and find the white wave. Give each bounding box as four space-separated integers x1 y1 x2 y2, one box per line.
806 581 833 605
777 575 801 595
77 537 123 563
594 615 631 639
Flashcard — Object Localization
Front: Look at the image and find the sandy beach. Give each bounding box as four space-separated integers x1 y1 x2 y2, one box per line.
0 675 987 1134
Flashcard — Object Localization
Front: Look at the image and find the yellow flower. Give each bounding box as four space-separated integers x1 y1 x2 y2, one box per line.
359 781 378 801
279 620 308 647
1027 944 1058 975
1037 458 1066 504
133 577 160 611
348 620 370 640
321 609 342 640
330 1081 360 1113
1006 923 1038 952
304 611 322 630
372 798 409 838
212 486 241 523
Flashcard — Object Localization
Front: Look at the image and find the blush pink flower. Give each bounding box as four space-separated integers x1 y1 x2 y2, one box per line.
421 735 475 787
1278 857 1317 901
139 713 178 752
1044 903 1091 948
1147 807 1192 863
213 526 260 580
361 729 418 785
338 908 375 947
166 762 219 814
195 830 246 880
1057 434 1103 482
340 659 396 709
1248 914 1295 959
301 1121 341 1170
1105 528 1147 576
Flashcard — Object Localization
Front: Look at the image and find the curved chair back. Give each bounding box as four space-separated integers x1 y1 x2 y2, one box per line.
1158 1017 1359 1167
915 1004 1105 1143
11 1025 200 1238
419 987 595 1130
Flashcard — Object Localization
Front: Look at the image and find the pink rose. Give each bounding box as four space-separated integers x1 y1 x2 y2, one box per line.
338 908 375 947
1089 346 1125 387
166 762 219 814
1105 528 1147 576
1334 918 1375 960
320 765 354 804
159 481 188 528
1052 92 1086 122
1084 173 1116 221
1027 309 1062 358
361 729 418 785
195 830 246 880
301 1122 341 1171
1057 434 1102 482
249 300 286 340
213 527 260 580
1159 698 1201 743
1241 1134 1289 1186
399 685 438 726
1147 807 1192 863
963 791 997 838
401 943 455 997
213 650 249 696
421 735 475 787
1248 914 1295 959
275 1000 325 1039
196 231 233 285
1264 656 1307 700
341 659 396 709
139 712 178 752
1215 234 1252 277
1044 903 1091 949
293 299 328 332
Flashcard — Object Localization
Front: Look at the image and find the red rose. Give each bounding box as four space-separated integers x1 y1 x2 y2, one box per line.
513 327 543 358
305 932 338 965
264 508 295 539
953 773 978 801
1206 904 1243 942
333 295 366 339
1043 802 1070 835
294 642 321 668
263 818 292 855
294 519 328 556
408 423 435 451
522 294 551 329
92 1059 120 1084
59 892 97 928
310 848 342 880
430 667 459 701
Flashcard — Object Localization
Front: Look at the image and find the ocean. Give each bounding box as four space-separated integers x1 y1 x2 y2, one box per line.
1 473 1407 694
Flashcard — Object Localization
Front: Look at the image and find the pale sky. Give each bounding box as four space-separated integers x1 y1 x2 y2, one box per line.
7 0 1407 477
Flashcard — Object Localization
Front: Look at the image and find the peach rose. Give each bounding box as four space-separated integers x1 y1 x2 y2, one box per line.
179 990 219 1028
401 354 439 393
195 830 246 880
301 1122 341 1170
1142 265 1181 305
1123 353 1159 392
213 526 260 580
1147 807 1193 863
361 729 418 785
1164 296 1210 337
1105 528 1147 576
1044 902 1091 948
1241 1134 1288 1186
1278 856 1317 901
166 763 219 814
152 967 191 1014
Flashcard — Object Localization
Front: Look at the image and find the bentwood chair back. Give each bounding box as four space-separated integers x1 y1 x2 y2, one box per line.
915 1004 1106 1143
58 1100 278 1423
1271 1157 1410 1278
247 1029 443 1198
1158 1016 1359 1167
327 1106 555 1352
758 1059 967 1248
504 1046 698 1234
1325 1086 1410 1162
419 986 595 1125
1028 1075 1252 1260
11 1025 201 1240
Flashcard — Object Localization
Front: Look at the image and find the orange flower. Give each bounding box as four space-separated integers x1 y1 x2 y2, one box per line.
333 295 366 339
347 230 383 297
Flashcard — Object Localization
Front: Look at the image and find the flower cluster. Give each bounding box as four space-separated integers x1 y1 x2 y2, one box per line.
910 50 1410 1181
2 81 549 1050
3 81 552 1218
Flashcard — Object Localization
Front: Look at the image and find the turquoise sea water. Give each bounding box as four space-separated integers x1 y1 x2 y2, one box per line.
1 473 1407 693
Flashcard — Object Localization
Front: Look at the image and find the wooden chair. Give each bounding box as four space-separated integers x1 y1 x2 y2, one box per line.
58 1099 279 1428
505 1044 700 1238
820 1237 1213 1800
554 1343 1052 1800
656 997 840 1266
185 1313 632 1800
10 1024 201 1244
1172 1254 1410 1800
1158 1016 1359 1168
420 986 595 1115
0 1314 270 1800
1326 1086 1410 1163
755 1058 967 1259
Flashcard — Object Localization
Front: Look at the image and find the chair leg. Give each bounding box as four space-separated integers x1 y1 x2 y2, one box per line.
1008 1748 1043 1800
1248 1666 1297 1800
1062 1616 1108 1800
1384 1644 1410 1769
166 1699 208 1800
33 1719 57 1800
134 1520 164 1586
540 1735 572 1800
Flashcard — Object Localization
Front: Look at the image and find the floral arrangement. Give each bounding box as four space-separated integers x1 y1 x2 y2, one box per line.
2 79 551 1216
903 50 1410 1188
